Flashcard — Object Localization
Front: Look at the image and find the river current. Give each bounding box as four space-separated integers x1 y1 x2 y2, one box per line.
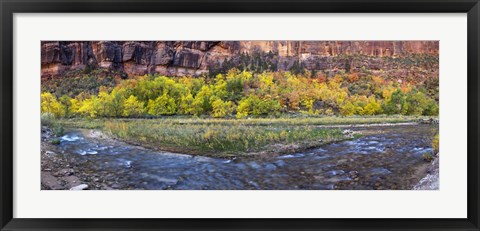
49 124 435 190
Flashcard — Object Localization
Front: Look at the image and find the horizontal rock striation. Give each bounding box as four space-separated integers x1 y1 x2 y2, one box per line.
41 41 438 78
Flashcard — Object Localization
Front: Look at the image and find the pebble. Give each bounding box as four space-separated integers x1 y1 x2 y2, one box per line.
274 160 286 167
264 164 277 171
70 184 88 190
111 183 121 189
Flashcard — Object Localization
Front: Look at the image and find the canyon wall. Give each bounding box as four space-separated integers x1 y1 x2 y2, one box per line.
41 41 439 78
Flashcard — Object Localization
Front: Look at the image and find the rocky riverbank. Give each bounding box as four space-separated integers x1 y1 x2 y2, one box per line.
41 126 87 190
41 126 118 190
413 155 439 190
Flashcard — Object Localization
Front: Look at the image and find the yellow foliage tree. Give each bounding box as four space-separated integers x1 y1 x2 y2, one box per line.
213 74 228 100
179 93 195 115
97 91 112 117
123 95 144 117
41 92 64 117
236 99 251 118
78 96 100 118
212 98 235 118
340 101 356 116
363 96 382 115
69 98 82 116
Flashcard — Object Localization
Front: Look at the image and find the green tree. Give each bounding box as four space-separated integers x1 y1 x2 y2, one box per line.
191 85 213 115
59 95 72 117
147 93 177 115
382 89 406 115
252 97 281 116
404 90 430 115
109 89 125 117
225 73 245 102
423 99 439 116
236 95 281 117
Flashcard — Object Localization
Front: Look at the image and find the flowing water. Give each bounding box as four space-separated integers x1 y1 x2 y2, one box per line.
49 124 436 190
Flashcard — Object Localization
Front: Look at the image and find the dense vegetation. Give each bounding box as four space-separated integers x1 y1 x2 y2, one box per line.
102 119 347 156
41 68 439 119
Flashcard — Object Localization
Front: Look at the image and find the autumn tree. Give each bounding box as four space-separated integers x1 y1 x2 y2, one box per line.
211 97 235 118
191 85 213 116
340 101 356 116
41 92 64 117
42 69 438 118
363 96 383 115
78 96 100 118
123 95 144 117
179 93 195 115
147 92 177 115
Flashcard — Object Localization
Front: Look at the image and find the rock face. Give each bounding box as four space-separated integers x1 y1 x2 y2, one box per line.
41 41 439 78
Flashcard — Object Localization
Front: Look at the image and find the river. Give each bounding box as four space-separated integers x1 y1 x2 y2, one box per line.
42 124 436 190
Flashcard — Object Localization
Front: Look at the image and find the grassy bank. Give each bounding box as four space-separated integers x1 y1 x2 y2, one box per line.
57 115 431 158
59 114 425 127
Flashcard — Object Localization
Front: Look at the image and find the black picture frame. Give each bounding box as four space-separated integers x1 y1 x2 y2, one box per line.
1 0 479 230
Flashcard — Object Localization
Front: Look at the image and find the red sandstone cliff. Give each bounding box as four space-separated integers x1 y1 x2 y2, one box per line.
41 41 438 78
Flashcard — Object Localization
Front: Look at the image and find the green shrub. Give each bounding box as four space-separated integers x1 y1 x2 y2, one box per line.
51 138 61 145
41 112 55 127
422 153 434 162
52 124 65 137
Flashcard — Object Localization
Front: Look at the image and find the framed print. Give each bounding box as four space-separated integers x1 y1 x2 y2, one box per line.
1 0 479 230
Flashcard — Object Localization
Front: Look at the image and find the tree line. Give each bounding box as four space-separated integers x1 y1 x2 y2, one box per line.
41 68 439 119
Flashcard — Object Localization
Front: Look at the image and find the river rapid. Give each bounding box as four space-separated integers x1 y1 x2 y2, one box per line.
41 124 436 190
